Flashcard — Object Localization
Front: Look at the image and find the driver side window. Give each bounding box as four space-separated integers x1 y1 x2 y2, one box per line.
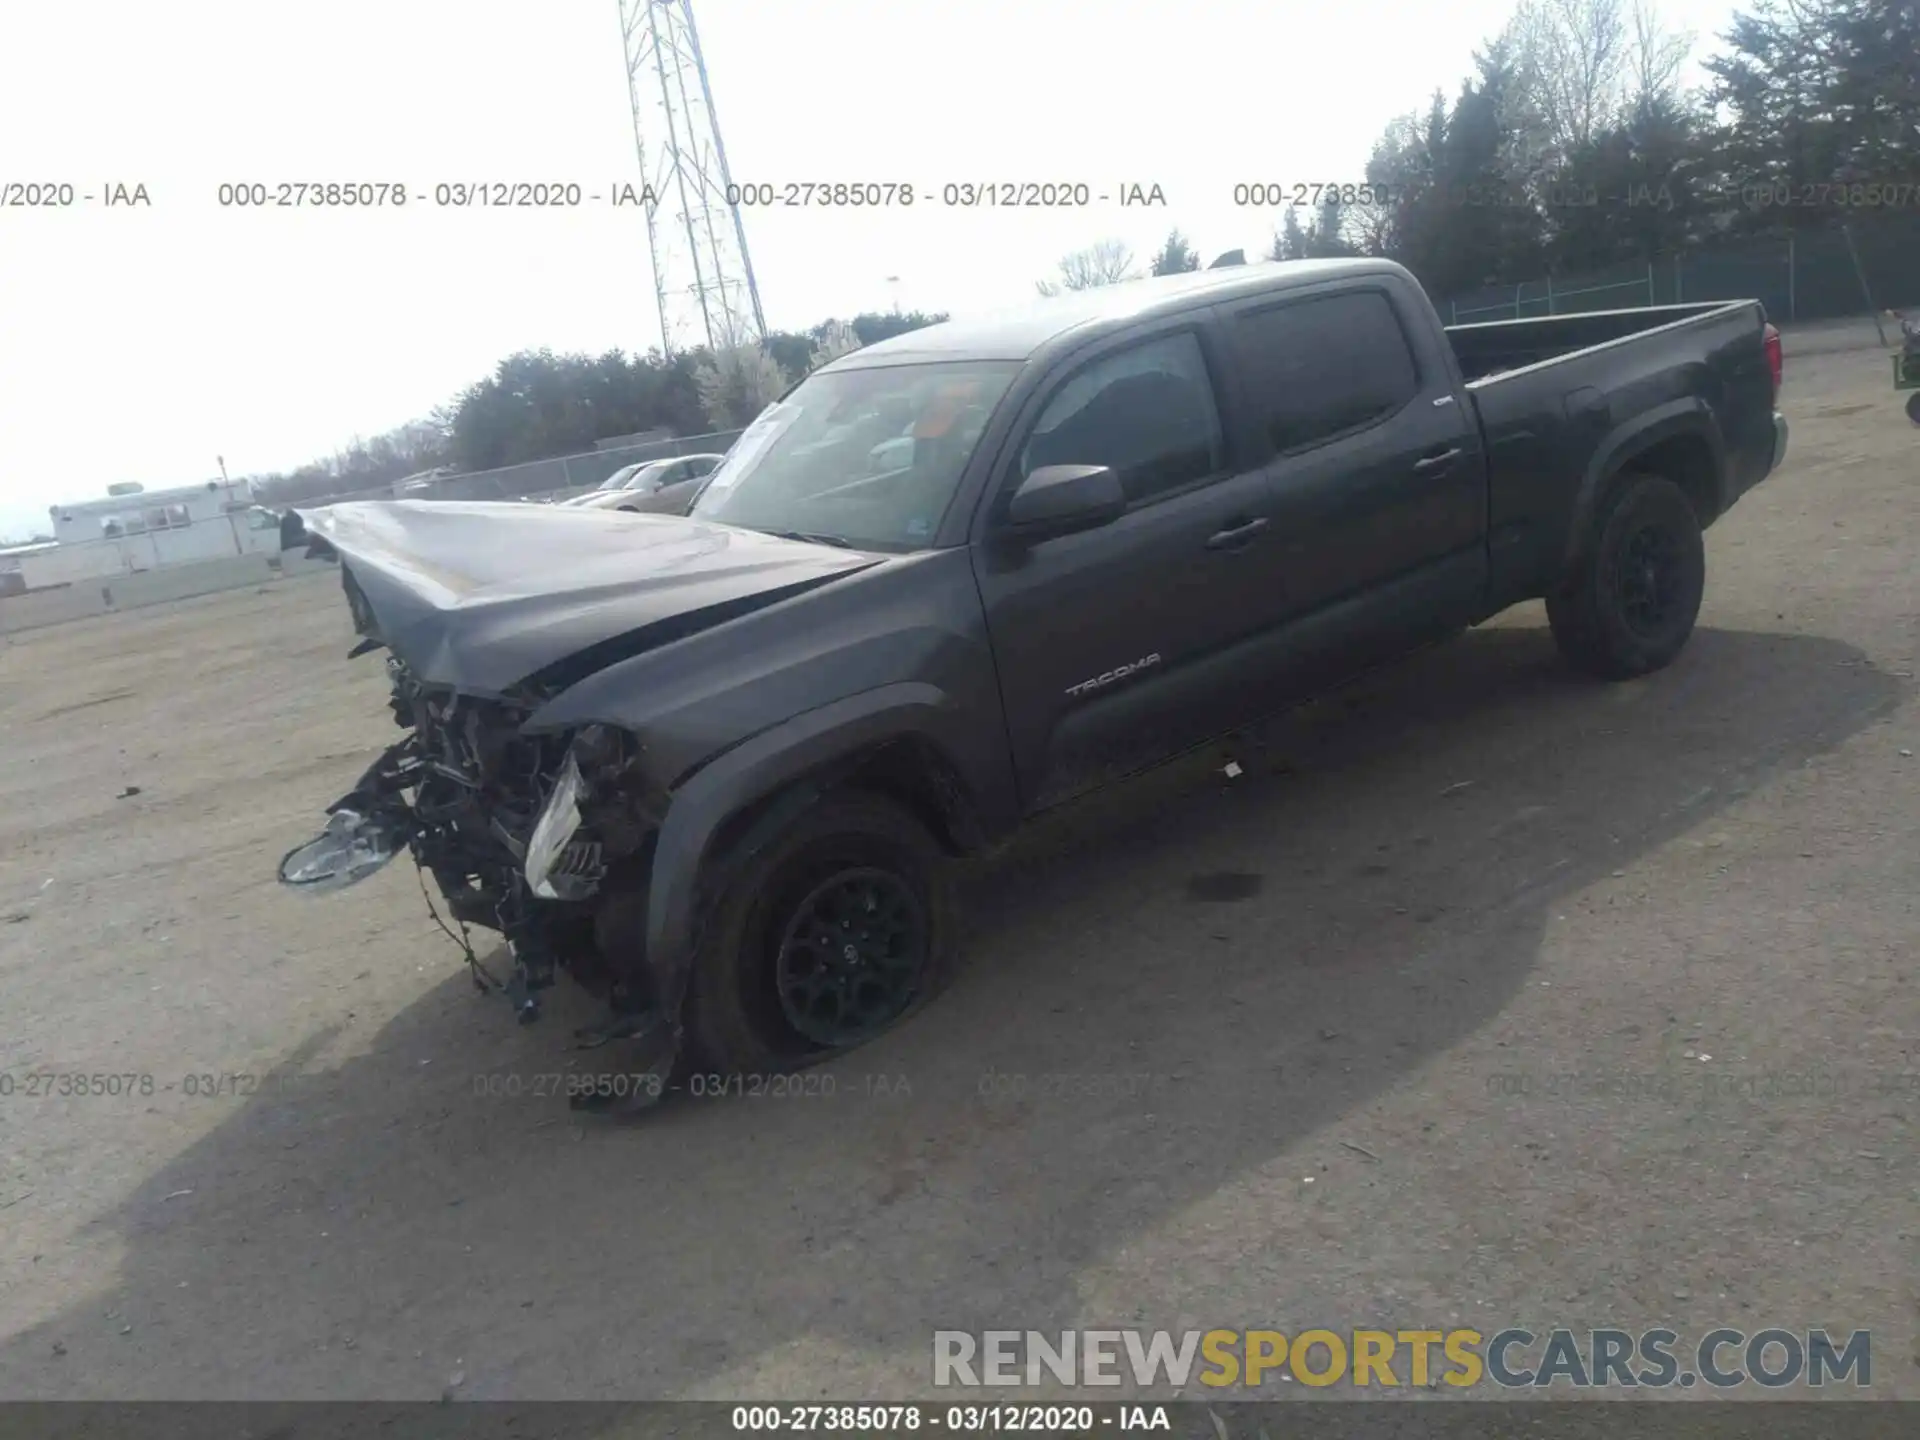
1017 331 1224 507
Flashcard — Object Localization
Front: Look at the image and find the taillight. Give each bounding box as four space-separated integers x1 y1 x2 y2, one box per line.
1763 322 1783 401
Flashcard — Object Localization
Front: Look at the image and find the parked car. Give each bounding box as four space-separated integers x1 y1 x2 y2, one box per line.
558 464 646 505
278 258 1788 1108
391 466 456 499
571 454 728 514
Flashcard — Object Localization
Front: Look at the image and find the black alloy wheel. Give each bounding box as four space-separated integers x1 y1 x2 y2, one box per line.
772 866 929 1046
1614 523 1684 638
682 791 957 1075
1546 470 1705 680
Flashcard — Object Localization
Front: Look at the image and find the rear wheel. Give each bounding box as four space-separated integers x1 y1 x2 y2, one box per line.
1547 471 1705 680
683 791 956 1075
1905 390 1920 426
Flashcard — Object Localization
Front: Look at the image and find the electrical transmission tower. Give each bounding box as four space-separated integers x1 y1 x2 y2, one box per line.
617 0 767 357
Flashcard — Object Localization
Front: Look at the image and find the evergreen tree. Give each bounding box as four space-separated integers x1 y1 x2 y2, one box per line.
1149 229 1202 274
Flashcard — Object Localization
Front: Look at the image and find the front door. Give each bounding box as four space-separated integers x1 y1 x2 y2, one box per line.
632 459 696 514
971 322 1284 812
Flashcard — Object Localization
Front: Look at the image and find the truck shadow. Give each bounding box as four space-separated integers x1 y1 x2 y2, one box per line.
0 622 1904 1406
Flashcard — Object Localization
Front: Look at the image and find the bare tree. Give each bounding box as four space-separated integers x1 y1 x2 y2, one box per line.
693 344 788 429
1628 0 1693 106
1507 0 1695 158
1035 239 1137 296
808 319 863 371
1507 0 1629 154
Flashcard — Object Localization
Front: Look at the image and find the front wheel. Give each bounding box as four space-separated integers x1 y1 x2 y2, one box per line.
1547 471 1705 681
683 791 957 1075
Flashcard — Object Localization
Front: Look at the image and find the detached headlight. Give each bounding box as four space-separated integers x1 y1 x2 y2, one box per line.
524 751 586 900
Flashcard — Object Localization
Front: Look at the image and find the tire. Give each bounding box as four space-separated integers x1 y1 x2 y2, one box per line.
1546 471 1705 681
1905 390 1920 427
682 790 957 1075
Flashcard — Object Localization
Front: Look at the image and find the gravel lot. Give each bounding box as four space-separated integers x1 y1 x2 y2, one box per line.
0 340 1915 1403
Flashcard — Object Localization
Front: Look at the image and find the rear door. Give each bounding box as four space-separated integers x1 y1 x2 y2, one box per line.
972 320 1286 812
1212 280 1487 694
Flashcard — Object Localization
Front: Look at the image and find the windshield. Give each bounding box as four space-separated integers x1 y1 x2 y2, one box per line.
690 360 1020 552
625 460 678 490
595 464 644 492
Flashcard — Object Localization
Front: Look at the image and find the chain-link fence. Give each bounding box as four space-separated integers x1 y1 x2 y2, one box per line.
1445 215 1920 328
269 427 751 511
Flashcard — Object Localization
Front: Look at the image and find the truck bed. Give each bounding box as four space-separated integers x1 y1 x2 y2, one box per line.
1452 297 1779 618
1445 301 1747 383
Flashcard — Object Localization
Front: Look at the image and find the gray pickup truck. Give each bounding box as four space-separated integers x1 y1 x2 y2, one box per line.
279 257 1788 1106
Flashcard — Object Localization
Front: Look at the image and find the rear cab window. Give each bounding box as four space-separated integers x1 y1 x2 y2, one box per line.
1229 289 1421 453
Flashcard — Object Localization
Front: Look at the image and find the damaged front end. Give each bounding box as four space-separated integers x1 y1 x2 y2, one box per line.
281 647 674 1085
274 500 891 1105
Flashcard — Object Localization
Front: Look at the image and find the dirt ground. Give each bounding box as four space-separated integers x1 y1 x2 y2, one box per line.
0 341 1915 1404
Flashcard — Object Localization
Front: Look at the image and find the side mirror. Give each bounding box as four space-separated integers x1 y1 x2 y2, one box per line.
1002 465 1126 541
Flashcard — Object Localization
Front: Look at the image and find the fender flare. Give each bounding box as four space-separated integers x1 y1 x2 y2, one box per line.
643 681 959 1028
1560 399 1727 575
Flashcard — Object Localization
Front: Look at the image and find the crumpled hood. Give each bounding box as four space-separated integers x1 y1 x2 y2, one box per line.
296 500 880 696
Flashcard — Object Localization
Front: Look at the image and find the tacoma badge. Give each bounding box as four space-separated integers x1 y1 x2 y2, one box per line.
1065 653 1161 697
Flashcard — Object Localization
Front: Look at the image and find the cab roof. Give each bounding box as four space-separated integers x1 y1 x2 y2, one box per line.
825 258 1408 370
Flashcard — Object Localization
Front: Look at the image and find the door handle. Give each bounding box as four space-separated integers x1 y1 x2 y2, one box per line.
1414 447 1463 472
1205 516 1270 550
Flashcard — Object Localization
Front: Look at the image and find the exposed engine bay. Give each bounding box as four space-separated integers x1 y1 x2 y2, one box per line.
280 576 670 1035
272 499 895 1102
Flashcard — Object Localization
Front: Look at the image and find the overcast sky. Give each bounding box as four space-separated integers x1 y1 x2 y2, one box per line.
0 0 1739 541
